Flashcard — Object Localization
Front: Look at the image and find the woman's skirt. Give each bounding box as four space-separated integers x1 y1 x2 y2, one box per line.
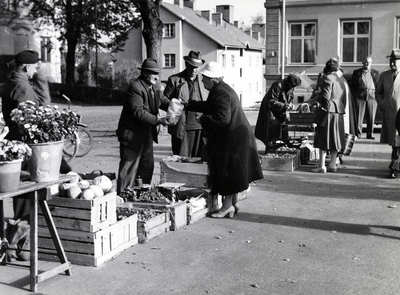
314 113 345 151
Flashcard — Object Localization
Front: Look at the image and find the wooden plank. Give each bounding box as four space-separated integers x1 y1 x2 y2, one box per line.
138 222 170 244
38 227 95 243
138 212 169 231
38 215 116 232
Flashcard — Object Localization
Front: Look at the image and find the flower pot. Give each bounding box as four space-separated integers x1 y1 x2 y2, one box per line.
0 159 22 192
28 140 64 182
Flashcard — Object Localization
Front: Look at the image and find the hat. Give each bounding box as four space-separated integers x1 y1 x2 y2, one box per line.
183 51 205 67
200 61 223 78
15 50 39 64
287 74 301 87
139 58 160 73
387 49 400 60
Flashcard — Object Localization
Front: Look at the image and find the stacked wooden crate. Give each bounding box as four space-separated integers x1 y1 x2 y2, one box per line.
38 192 138 266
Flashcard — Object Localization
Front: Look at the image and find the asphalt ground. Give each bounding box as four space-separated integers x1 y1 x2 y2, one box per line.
1 105 400 295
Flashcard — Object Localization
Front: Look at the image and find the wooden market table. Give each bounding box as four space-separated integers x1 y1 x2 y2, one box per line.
0 173 74 292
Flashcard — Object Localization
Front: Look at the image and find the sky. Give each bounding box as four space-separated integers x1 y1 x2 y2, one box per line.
164 0 265 26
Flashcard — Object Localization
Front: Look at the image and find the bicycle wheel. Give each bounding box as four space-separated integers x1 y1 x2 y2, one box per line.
76 127 94 157
63 132 78 162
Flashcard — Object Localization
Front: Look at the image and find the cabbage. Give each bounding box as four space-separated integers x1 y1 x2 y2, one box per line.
92 175 113 193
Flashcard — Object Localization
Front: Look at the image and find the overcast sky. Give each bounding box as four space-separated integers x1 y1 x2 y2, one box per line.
164 0 265 25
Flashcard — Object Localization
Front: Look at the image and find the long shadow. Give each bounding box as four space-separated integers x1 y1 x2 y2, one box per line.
233 212 400 240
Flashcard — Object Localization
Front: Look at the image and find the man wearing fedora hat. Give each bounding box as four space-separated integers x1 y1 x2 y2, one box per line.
376 49 400 178
163 50 208 158
185 61 263 219
116 58 171 193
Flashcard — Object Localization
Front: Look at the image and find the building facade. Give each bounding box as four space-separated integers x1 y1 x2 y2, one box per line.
264 0 400 92
114 1 265 107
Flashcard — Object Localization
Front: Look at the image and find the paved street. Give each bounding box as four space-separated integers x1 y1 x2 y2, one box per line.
2 105 400 295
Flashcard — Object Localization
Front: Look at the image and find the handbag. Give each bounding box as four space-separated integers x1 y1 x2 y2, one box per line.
340 134 356 156
312 107 328 127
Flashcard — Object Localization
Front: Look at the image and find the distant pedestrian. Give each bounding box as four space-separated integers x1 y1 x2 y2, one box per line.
349 56 379 139
163 51 208 158
376 49 400 178
116 58 171 193
254 74 301 153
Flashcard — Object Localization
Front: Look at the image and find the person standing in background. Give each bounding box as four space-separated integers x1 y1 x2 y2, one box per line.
350 56 379 139
163 51 208 158
376 49 400 178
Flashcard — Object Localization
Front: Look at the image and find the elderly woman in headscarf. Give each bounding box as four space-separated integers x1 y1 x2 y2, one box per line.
254 74 302 153
311 58 347 173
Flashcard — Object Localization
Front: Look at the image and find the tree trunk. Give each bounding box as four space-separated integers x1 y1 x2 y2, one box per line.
65 39 78 85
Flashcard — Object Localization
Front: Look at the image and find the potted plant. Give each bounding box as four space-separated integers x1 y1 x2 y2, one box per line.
10 101 80 182
0 130 32 192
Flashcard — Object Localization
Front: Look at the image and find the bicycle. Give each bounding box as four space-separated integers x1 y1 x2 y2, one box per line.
62 95 94 162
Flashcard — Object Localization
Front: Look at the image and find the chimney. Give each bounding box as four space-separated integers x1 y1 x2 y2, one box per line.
174 0 183 8
212 13 223 26
201 10 212 24
183 0 196 10
252 31 261 42
216 5 234 24
234 21 239 28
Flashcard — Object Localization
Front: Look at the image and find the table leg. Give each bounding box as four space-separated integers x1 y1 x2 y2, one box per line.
0 200 4 239
30 191 38 292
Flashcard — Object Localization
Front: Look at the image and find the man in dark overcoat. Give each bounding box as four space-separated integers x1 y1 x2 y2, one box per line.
186 61 263 218
254 74 301 153
163 51 208 158
116 58 171 193
349 56 380 139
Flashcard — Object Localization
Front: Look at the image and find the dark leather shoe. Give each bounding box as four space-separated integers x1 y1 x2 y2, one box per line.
389 170 398 179
366 134 375 139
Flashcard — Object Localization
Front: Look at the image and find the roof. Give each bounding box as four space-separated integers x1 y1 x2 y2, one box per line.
161 2 264 50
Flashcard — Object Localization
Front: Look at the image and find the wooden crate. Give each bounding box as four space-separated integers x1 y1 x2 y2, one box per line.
272 149 300 169
38 214 138 266
118 201 186 231
38 192 117 232
138 211 170 244
179 188 222 224
160 160 210 189
260 154 297 172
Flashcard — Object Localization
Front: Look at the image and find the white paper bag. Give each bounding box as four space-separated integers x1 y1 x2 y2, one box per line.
166 98 184 125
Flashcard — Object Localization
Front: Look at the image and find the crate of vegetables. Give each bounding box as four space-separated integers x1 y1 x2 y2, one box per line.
117 205 171 244
273 146 301 168
119 183 187 231
39 175 117 232
260 153 298 172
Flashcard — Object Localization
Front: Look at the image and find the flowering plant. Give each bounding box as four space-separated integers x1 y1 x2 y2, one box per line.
0 139 32 162
10 101 80 144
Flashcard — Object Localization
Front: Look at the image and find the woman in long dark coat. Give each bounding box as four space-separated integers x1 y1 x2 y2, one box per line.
186 61 263 218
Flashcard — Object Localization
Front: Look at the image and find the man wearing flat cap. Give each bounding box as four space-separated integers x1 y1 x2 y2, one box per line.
255 74 301 153
116 58 171 193
163 50 208 158
376 49 400 178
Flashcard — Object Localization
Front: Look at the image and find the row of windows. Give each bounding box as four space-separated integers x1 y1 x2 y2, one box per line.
289 18 400 64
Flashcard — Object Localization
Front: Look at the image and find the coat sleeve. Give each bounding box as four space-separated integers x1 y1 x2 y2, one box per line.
199 91 231 129
126 84 158 126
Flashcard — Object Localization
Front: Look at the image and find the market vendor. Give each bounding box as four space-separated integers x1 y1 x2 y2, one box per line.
184 61 263 218
254 74 301 153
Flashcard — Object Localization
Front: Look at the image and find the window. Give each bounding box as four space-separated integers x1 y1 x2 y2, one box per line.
341 20 370 63
40 37 52 63
231 55 235 68
221 54 226 68
397 18 400 48
164 54 175 68
289 22 316 64
163 24 175 38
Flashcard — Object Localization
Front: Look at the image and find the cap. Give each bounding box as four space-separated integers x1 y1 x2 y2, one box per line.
15 50 40 64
